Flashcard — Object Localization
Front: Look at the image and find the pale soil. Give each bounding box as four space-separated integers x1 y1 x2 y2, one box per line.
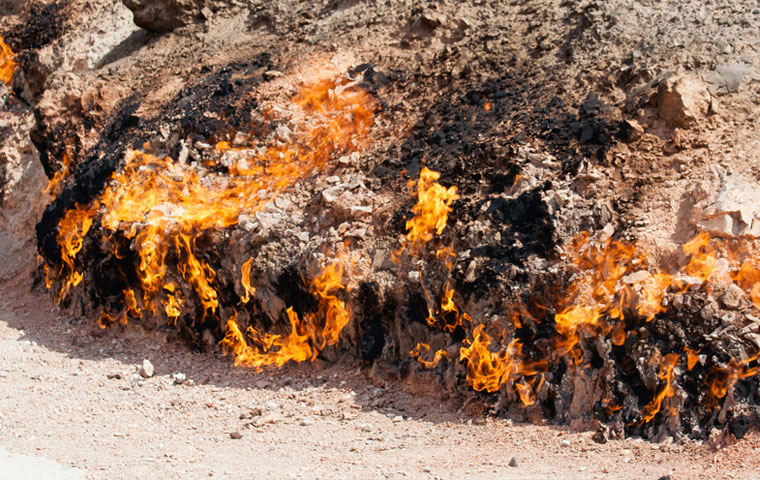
1 279 759 480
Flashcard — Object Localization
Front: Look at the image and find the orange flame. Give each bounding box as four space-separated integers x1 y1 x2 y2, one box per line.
641 352 679 423
45 143 74 197
221 308 314 369
404 167 459 248
685 347 700 371
0 37 15 85
410 343 447 368
221 257 350 370
458 324 545 402
706 353 759 411
240 258 256 304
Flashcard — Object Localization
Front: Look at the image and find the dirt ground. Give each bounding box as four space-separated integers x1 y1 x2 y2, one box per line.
1 278 759 480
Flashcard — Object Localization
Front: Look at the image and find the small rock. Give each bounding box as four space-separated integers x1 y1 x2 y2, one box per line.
229 431 243 439
264 70 284 80
172 373 187 384
622 270 652 284
620 449 631 455
619 119 645 143
265 400 279 411
140 359 154 378
300 419 315 426
560 439 571 447
591 429 608 444
106 373 122 380
720 283 745 310
508 457 518 467
262 413 281 424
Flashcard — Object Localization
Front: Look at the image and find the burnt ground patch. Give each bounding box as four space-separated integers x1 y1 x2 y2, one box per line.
5 0 68 52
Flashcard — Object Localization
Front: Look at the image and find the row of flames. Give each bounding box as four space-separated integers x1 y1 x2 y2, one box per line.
42 67 759 425
45 74 374 368
406 175 760 422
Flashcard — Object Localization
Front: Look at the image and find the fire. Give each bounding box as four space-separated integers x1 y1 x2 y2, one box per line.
221 308 314 369
309 259 350 348
410 343 447 368
55 202 97 303
641 352 679 423
45 143 73 196
0 37 15 85
706 353 759 411
46 73 375 328
458 324 545 402
404 167 459 248
681 232 717 282
407 200 760 423
221 257 350 369
240 258 256 304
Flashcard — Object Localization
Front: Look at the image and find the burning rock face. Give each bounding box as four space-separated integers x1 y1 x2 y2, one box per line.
36 61 760 443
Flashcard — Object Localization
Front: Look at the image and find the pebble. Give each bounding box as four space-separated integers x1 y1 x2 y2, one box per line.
300 419 315 426
140 359 154 378
560 439 571 447
266 400 279 411
172 372 187 384
508 457 518 467
229 431 243 439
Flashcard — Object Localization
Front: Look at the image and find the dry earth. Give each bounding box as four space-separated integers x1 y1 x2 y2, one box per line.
1 278 760 479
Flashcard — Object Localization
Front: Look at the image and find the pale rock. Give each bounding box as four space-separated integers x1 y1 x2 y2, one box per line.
690 169 760 238
139 359 155 378
657 75 711 128
622 270 652 284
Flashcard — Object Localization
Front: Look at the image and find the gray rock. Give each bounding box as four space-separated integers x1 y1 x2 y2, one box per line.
704 63 751 95
508 457 518 467
229 430 243 439
172 372 187 384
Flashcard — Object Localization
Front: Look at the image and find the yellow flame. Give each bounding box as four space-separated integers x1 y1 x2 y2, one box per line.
404 167 459 248
641 352 679 423
410 343 447 368
221 257 351 369
240 258 256 304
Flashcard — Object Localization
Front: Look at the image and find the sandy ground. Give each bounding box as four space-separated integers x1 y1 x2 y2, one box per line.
1 279 759 480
